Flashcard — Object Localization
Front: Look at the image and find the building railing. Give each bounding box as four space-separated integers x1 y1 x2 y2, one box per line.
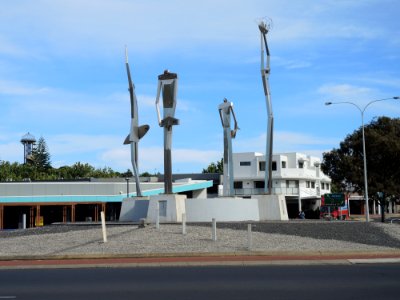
234 187 300 196
234 188 265 196
234 187 325 197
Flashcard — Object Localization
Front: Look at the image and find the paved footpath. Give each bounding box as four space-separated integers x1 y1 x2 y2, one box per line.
2 252 400 269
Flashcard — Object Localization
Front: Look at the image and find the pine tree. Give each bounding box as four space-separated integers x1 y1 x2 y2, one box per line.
31 136 52 172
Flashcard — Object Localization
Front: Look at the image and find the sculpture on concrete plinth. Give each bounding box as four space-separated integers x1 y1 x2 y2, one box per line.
155 70 179 194
123 47 149 197
218 98 239 197
259 19 274 194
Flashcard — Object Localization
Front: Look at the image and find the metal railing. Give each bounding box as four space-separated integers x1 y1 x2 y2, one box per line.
234 187 323 197
234 187 299 196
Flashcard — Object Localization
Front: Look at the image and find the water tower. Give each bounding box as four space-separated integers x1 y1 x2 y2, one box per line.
20 132 36 163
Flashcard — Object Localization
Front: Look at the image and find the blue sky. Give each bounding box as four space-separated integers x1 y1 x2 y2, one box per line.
0 0 399 174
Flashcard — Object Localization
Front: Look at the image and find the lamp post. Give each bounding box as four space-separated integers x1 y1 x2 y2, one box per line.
325 96 399 222
125 177 130 198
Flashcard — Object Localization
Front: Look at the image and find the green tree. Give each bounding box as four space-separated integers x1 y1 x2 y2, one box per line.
120 169 133 178
321 117 400 197
31 136 52 172
202 158 223 173
69 162 95 178
0 160 122 181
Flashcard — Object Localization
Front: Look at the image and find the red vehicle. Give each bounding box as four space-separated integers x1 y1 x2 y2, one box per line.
320 194 349 220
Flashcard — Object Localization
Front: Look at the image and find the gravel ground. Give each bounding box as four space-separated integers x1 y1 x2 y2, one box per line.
0 221 399 258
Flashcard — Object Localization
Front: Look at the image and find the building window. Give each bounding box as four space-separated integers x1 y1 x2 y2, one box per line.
299 161 304 169
259 161 265 171
272 161 277 171
234 181 243 189
295 180 299 188
326 183 330 190
255 181 265 188
306 181 310 188
311 181 315 188
286 180 290 188
321 182 325 189
240 161 251 166
282 161 286 168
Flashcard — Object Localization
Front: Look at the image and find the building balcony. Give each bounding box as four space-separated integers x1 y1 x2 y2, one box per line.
234 187 300 196
234 187 323 197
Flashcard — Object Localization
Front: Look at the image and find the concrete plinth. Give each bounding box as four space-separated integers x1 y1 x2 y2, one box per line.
255 194 289 221
147 194 187 223
119 197 150 222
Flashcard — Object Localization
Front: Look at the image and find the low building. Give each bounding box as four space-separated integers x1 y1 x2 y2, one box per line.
0 178 212 229
232 152 331 218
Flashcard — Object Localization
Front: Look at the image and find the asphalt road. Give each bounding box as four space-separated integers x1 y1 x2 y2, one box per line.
0 264 399 300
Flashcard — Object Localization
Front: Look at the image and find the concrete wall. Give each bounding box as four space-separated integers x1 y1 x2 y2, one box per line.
119 195 290 222
185 197 260 222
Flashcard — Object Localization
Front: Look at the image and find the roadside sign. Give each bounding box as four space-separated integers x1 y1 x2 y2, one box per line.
323 193 345 207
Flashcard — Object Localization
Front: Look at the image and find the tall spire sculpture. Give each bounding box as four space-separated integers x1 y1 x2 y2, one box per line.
218 98 239 196
259 19 274 194
123 47 149 197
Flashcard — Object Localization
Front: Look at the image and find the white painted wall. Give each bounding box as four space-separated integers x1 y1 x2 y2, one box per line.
123 195 290 222
185 197 260 222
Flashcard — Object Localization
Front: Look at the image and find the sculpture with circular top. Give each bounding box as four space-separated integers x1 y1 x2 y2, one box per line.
156 70 179 194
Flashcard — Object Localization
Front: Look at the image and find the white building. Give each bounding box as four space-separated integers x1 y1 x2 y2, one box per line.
232 152 331 218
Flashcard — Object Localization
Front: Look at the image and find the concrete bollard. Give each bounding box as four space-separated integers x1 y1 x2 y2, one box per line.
182 213 187 235
22 214 26 230
156 202 160 229
247 224 252 250
101 211 107 243
212 218 217 241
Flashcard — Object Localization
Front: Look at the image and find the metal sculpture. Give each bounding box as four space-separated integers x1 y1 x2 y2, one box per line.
156 70 179 194
259 19 273 194
123 47 149 197
218 98 239 197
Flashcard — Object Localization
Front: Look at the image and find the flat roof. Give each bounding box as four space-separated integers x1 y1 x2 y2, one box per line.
0 180 213 204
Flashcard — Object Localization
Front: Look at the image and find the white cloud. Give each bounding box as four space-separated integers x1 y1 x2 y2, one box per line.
0 35 30 57
0 0 395 61
317 84 378 102
0 142 23 163
235 131 339 155
274 56 312 70
274 131 338 148
100 146 221 173
355 75 400 89
173 149 221 164
0 80 51 96
48 134 122 155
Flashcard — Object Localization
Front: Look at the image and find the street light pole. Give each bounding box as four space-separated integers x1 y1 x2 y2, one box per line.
125 177 130 198
325 96 399 222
